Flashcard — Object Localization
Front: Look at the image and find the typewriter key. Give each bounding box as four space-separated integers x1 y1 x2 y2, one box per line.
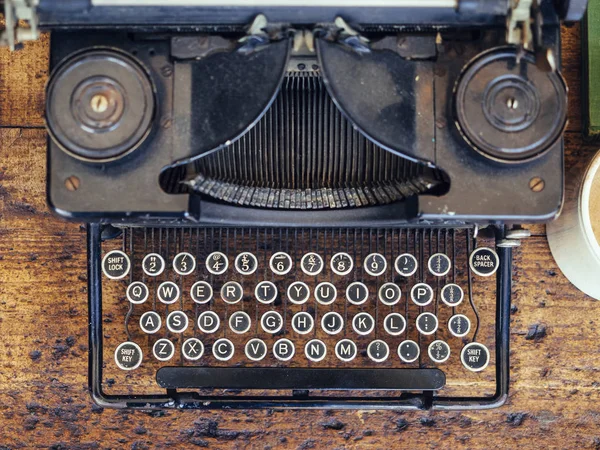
321 312 344 335
173 252 196 276
440 283 464 307
220 281 244 304
428 340 451 364
335 339 358 362
469 247 499 277
273 338 295 362
126 281 149 304
461 342 490 372
305 339 327 362
206 252 229 275
153 339 175 362
142 253 165 277
292 312 314 335
330 252 353 276
378 283 402 306
364 253 387 276
182 338 204 361
346 281 369 305
287 281 310 304
395 253 418 277
315 282 337 305
102 250 130 280
269 252 293 275
255 281 278 304
190 281 213 304
383 313 406 336
46 50 155 161
157 281 180 304
428 253 451 277
367 340 390 363
139 311 161 334
398 340 420 363
166 311 189 333
261 311 284 334
229 311 252 334
234 252 258 275
448 314 471 338
416 312 438 335
352 312 375 336
245 338 268 361
410 283 434 306
197 311 220 334
114 342 143 370
300 252 324 276
455 48 567 162
213 338 235 362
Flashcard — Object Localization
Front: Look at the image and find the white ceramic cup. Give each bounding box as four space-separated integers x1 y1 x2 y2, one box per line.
547 150 600 300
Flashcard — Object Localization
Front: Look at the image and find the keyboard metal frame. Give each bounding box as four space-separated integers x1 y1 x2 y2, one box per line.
87 222 511 410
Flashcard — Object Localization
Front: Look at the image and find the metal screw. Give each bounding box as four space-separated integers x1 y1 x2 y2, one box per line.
507 98 519 110
529 177 545 192
161 65 173 77
90 94 109 114
65 176 80 192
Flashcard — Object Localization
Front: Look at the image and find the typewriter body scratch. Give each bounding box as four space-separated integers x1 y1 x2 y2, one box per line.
4 0 586 409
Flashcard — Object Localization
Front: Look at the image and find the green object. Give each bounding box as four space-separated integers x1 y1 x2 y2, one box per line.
584 1 600 140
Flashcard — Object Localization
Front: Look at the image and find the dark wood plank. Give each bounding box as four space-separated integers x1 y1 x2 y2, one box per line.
1 22 600 450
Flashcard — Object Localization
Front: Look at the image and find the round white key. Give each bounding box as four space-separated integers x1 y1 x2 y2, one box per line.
367 340 389 362
229 311 252 334
190 281 213 304
428 340 451 363
114 341 143 370
255 281 278 304
321 311 344 335
103 250 131 280
126 281 149 304
142 253 165 277
416 312 438 335
269 252 293 275
330 252 354 276
398 340 420 363
383 313 406 336
428 253 451 277
139 311 161 334
245 338 268 361
234 252 258 275
273 338 295 361
441 283 464 307
315 282 337 305
305 339 327 362
157 281 180 304
287 281 310 304
448 314 471 338
300 252 324 276
197 311 220 334
394 253 418 277
292 312 314 335
182 338 204 361
410 283 434 306
153 339 175 362
335 339 358 362
205 251 228 275
378 283 401 305
364 253 387 276
173 252 196 275
346 281 369 305
213 338 235 361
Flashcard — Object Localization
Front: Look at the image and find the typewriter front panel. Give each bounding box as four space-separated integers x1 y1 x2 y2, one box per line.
98 225 500 407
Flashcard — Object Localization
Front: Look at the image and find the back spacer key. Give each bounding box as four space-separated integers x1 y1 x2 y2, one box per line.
469 247 499 277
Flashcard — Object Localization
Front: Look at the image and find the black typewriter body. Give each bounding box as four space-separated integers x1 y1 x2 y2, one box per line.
26 0 585 410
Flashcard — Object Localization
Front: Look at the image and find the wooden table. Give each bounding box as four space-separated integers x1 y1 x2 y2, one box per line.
0 24 599 449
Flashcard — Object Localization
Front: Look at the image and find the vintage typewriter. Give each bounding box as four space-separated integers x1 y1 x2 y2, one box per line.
2 0 586 409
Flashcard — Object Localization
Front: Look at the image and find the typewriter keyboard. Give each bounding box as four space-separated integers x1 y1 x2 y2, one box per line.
101 227 499 397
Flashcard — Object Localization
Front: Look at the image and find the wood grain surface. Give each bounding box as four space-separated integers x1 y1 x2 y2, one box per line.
1 24 600 450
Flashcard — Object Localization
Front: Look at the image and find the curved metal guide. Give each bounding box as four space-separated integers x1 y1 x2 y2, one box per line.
315 36 436 166
171 37 292 164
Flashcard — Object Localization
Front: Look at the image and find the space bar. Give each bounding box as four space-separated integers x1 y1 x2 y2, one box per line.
156 367 446 390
